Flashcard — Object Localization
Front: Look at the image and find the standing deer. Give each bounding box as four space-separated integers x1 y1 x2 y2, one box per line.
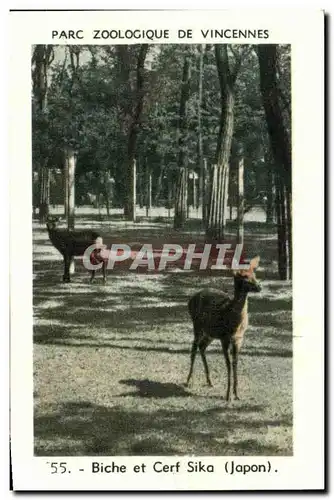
185 256 261 401
46 216 107 283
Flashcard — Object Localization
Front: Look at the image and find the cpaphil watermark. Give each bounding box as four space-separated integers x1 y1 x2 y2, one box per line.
82 242 250 273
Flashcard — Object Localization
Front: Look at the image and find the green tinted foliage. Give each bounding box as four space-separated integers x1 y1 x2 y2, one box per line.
32 44 290 206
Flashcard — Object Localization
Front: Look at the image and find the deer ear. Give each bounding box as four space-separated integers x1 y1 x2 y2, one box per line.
250 255 260 270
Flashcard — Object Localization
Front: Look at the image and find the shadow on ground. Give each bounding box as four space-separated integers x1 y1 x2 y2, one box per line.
33 267 292 359
34 395 292 456
33 252 292 351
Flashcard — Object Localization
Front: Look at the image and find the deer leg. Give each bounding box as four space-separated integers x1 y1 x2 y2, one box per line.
221 340 232 401
199 337 213 387
63 254 71 283
232 343 240 400
185 340 198 387
102 261 107 284
69 257 75 275
90 270 95 283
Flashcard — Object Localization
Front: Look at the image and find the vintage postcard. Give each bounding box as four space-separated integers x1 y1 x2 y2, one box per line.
9 8 324 491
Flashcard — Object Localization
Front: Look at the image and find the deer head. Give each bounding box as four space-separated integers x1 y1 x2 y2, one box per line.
233 256 262 293
46 216 61 231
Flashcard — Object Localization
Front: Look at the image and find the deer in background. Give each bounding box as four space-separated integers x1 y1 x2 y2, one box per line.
185 256 261 401
46 216 107 283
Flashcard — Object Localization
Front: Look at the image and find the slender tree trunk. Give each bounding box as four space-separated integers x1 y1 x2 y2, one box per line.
208 164 217 232
193 175 197 209
132 159 137 222
146 166 152 217
124 44 149 220
223 155 230 225
237 156 244 244
275 171 288 280
38 164 50 222
66 149 76 230
104 172 110 217
138 161 143 208
167 172 172 219
174 167 188 229
197 44 206 224
285 186 292 279
105 195 110 218
115 47 131 209
32 172 38 216
203 158 209 226
266 153 274 224
186 178 191 220
174 52 191 230
64 157 69 219
154 160 165 205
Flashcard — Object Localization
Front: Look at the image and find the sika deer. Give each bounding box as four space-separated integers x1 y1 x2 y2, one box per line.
185 256 261 401
46 216 107 283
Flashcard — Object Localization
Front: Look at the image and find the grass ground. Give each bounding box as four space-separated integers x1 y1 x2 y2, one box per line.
33 209 292 456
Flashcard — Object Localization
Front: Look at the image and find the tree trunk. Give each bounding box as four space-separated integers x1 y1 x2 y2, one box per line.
132 159 137 222
206 45 240 241
275 171 288 280
64 157 69 219
167 172 172 218
207 88 234 240
114 46 131 209
258 45 291 194
154 160 165 205
105 195 110 218
202 158 209 226
285 186 292 279
32 45 54 223
38 164 50 222
208 164 218 234
197 44 206 224
174 167 188 230
146 168 152 218
138 161 143 208
174 52 191 230
237 156 244 244
266 154 274 224
193 175 197 209
258 45 292 279
103 171 111 217
66 149 76 230
124 44 149 220
223 156 230 221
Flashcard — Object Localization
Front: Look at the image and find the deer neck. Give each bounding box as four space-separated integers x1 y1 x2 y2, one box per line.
232 287 249 316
